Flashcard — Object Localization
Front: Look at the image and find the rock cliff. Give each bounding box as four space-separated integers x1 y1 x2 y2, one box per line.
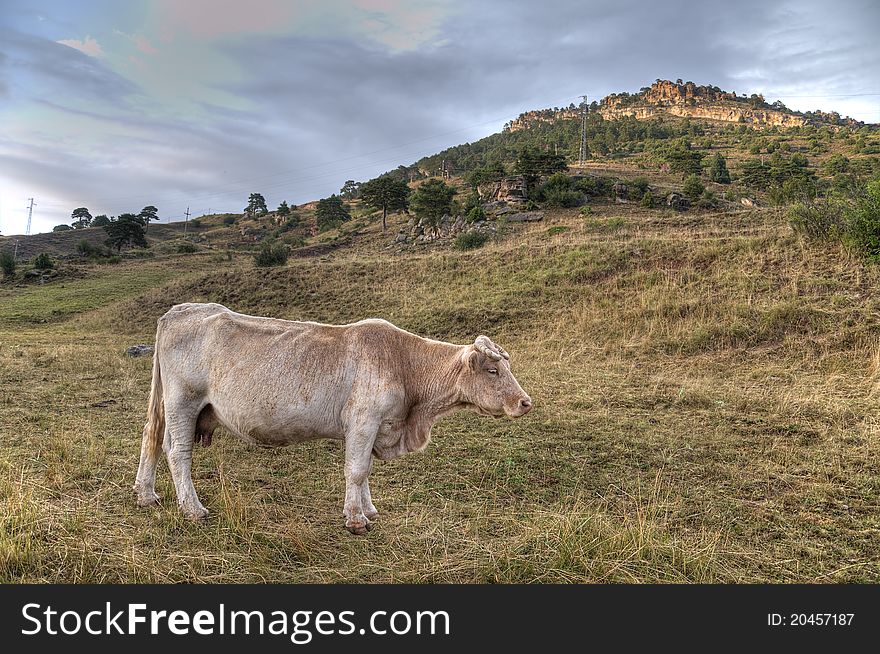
505 79 865 132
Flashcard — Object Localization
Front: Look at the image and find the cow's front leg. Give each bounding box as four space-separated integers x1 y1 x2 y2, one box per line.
361 468 379 520
163 401 209 521
343 424 378 534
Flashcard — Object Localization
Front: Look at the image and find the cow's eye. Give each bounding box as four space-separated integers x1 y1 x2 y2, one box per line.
487 368 498 375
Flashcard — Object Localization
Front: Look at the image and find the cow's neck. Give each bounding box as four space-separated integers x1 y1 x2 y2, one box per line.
409 343 467 423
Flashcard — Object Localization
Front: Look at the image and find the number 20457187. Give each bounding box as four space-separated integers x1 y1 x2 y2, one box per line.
768 613 854 626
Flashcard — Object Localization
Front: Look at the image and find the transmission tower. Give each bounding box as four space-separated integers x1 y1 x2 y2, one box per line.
25 198 35 235
578 95 589 166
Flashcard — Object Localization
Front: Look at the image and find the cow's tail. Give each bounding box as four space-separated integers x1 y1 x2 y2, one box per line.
140 343 165 462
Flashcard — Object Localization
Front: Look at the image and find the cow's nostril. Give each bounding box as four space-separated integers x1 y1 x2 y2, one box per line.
520 399 532 409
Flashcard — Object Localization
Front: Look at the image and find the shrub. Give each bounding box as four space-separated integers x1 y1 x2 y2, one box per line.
682 174 705 201
76 239 96 256
467 205 487 223
640 191 655 208
254 241 289 267
631 177 650 195
223 215 236 225
177 242 197 254
32 253 54 270
0 251 15 277
543 187 583 208
696 190 718 209
546 226 570 236
788 198 845 240
454 231 490 250
189 218 201 229
709 153 731 184
576 176 613 198
844 180 880 260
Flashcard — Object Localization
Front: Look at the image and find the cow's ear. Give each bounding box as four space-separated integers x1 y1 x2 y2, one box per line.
466 348 482 371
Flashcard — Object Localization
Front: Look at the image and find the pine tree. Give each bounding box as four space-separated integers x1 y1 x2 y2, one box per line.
709 153 731 184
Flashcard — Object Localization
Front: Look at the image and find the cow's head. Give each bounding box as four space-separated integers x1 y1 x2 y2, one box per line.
459 335 532 419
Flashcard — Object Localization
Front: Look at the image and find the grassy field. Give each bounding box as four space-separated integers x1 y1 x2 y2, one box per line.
2 187 879 584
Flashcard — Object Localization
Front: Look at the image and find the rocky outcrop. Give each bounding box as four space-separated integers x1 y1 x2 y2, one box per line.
666 193 690 211
503 79 868 133
599 102 807 128
600 80 808 128
477 176 527 203
395 215 498 244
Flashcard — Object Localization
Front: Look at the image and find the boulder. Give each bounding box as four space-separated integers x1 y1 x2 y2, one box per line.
666 193 690 211
740 197 756 207
125 344 154 358
506 211 545 223
477 176 527 203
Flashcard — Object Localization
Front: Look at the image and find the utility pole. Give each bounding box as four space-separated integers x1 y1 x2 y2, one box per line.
183 206 191 236
25 198 35 236
579 95 589 167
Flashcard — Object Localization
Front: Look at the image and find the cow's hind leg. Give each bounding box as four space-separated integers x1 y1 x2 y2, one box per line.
163 400 209 521
343 422 379 534
134 424 162 507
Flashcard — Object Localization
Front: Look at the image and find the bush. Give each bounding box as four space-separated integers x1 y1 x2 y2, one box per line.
223 215 236 226
788 198 845 240
682 174 705 201
467 205 487 223
254 241 290 267
546 226 570 236
543 187 583 208
631 177 650 195
696 190 718 209
76 239 96 256
640 191 655 208
709 153 731 184
189 219 201 229
576 176 614 198
0 251 15 277
32 253 54 270
844 180 880 260
177 242 197 254
454 231 490 250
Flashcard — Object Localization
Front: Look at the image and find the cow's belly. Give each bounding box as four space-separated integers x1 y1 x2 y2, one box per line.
211 398 343 446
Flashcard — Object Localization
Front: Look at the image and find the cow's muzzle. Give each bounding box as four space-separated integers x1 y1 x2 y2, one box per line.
509 396 533 418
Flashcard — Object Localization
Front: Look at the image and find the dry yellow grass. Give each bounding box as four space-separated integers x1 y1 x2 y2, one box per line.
1 198 879 583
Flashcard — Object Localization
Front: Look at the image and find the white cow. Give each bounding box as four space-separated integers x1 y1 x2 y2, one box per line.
134 303 532 533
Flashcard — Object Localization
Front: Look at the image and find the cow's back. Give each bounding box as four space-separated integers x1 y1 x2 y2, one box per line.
156 303 358 443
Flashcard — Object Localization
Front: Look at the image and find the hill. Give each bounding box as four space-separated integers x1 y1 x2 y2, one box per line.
2 82 880 583
2 157 880 582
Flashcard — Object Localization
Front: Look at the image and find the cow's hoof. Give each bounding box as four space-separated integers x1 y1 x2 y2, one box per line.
345 517 372 535
136 492 161 507
183 506 210 522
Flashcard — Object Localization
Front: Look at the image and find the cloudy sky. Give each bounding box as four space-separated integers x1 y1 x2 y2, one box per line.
1 0 878 235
